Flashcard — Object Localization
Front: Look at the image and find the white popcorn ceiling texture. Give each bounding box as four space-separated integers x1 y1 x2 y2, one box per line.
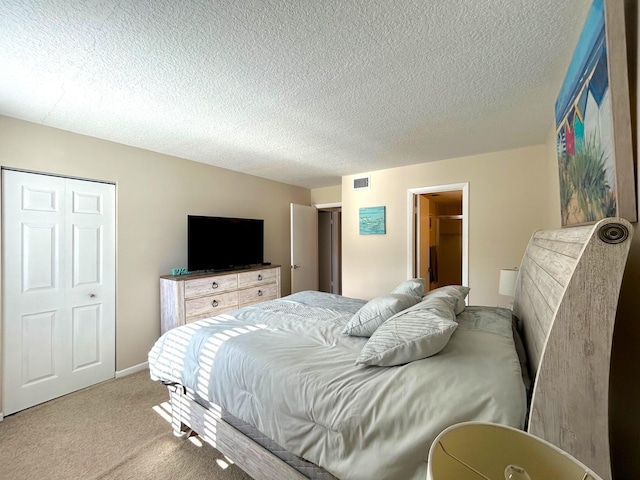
0 0 591 188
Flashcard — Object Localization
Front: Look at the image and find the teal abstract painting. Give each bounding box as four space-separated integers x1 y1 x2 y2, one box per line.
359 206 385 235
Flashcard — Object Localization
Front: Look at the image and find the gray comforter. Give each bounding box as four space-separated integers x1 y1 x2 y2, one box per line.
149 291 526 480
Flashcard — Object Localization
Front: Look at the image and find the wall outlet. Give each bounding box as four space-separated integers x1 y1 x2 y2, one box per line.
171 268 189 276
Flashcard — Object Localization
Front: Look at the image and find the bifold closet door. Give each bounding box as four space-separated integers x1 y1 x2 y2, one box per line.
2 170 115 415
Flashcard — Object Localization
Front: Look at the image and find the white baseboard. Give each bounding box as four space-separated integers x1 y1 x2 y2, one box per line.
115 361 149 378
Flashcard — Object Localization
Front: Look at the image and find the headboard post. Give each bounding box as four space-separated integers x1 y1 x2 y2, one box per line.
513 217 632 480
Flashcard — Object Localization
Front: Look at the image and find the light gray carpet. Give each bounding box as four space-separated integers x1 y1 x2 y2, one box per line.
0 371 252 480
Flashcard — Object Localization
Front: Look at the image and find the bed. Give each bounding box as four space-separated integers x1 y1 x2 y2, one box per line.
149 217 632 480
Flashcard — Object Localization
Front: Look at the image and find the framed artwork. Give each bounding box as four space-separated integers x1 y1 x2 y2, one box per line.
359 206 386 235
555 0 636 226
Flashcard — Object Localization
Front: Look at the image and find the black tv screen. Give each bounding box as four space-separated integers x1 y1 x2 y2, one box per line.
188 216 264 271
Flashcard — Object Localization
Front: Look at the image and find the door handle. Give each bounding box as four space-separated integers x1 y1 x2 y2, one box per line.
292 265 301 269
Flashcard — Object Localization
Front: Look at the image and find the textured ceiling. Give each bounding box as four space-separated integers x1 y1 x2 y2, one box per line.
0 0 591 188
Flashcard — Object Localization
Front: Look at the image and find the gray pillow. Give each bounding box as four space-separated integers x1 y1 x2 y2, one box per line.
355 296 457 366
343 293 421 337
423 285 470 315
391 278 425 298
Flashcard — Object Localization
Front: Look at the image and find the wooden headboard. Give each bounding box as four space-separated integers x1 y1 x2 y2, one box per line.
513 217 633 480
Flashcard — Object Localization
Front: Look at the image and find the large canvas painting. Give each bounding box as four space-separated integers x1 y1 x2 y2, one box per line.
555 0 636 226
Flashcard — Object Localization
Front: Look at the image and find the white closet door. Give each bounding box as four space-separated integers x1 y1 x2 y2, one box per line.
2 170 115 415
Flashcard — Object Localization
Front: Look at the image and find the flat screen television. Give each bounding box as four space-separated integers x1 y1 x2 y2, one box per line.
188 215 264 272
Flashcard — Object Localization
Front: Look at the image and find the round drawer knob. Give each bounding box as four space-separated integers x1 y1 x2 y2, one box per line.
211 300 219 307
211 281 218 289
258 290 263 296
258 274 263 280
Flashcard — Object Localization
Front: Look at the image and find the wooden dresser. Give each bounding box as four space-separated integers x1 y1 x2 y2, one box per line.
160 265 281 334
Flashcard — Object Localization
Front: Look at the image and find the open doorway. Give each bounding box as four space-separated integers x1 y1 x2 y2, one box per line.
316 204 342 295
407 184 469 291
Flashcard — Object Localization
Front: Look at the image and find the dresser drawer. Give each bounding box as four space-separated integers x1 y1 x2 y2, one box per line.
238 268 278 288
184 273 238 298
238 283 277 306
185 291 239 320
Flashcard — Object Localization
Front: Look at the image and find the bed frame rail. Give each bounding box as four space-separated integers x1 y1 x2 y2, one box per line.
168 385 307 480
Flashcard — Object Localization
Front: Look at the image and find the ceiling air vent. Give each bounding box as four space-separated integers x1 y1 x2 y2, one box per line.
353 176 370 190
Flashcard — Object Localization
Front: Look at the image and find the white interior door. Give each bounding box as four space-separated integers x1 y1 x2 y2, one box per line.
290 203 318 293
2 170 116 415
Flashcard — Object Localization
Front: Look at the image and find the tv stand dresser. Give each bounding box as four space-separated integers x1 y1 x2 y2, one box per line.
160 265 281 334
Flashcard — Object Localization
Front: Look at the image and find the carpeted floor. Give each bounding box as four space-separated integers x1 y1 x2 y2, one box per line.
0 371 252 480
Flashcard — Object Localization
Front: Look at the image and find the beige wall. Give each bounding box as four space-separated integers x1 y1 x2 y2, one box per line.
0 116 310 375
310 185 341 205
342 144 556 307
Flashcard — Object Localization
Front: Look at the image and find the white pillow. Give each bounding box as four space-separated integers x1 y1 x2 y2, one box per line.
391 278 426 298
343 293 421 337
355 296 457 366
423 285 470 315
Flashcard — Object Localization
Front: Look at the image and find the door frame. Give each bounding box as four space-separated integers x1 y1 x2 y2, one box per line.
0 167 117 420
313 202 341 209
406 183 469 286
